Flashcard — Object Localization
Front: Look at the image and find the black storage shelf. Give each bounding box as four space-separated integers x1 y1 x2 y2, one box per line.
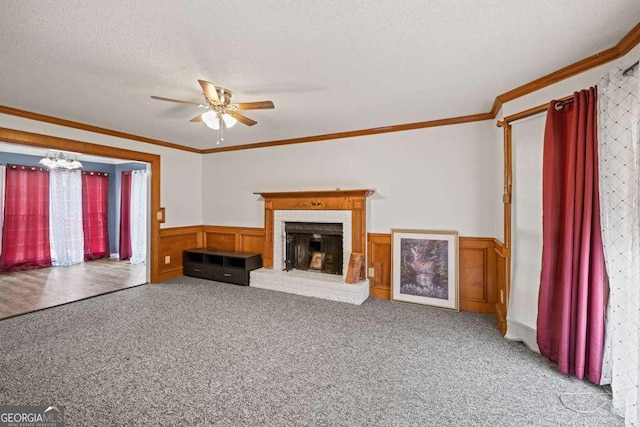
183 249 262 286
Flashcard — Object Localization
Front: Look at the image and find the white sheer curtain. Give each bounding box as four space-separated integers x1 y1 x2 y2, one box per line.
49 169 84 266
598 62 640 425
0 165 5 256
129 170 148 264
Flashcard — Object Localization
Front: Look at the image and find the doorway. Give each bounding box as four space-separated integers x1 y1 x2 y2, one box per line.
0 128 161 319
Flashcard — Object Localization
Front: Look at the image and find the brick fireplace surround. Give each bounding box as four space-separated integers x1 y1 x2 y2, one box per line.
250 189 374 305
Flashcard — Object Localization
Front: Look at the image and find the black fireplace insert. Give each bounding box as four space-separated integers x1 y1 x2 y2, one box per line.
284 222 343 275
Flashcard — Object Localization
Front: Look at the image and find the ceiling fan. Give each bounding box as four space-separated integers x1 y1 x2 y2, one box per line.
151 79 274 144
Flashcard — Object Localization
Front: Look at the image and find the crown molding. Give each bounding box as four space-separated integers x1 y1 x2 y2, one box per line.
0 105 201 154
617 21 640 55
490 22 640 118
201 112 493 154
1 23 639 155
205 21 640 154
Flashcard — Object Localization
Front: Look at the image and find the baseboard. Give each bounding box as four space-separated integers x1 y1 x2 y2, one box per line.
460 300 495 314
156 268 183 282
505 319 540 353
370 288 390 300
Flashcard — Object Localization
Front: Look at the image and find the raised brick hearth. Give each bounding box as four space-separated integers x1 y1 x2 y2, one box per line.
251 269 369 305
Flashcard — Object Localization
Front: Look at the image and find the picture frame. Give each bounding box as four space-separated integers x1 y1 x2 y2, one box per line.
309 251 325 270
345 252 365 284
391 229 459 310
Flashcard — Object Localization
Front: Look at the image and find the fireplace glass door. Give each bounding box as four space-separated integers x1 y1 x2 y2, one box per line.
285 222 343 275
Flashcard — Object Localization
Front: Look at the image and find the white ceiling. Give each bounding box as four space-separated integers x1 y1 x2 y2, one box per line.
1 1 639 150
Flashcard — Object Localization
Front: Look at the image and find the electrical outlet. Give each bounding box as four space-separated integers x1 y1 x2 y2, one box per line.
500 289 504 304
164 255 171 264
368 267 375 277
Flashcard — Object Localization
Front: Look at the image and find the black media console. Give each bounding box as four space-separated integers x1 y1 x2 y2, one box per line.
183 249 262 286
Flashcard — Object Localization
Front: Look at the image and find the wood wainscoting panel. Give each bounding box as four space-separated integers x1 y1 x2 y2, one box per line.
365 233 497 314
367 233 392 299
157 225 498 317
202 226 265 256
203 231 236 251
459 248 486 301
157 225 265 282
240 233 265 255
158 226 204 282
458 238 496 313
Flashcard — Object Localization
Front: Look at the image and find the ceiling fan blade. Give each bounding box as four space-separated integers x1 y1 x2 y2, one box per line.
233 101 275 110
198 79 220 104
189 114 204 122
229 111 257 126
150 95 203 106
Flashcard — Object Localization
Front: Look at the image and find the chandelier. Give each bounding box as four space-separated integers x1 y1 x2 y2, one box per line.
38 151 83 170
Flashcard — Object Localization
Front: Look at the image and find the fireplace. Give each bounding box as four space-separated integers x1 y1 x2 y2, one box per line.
284 222 343 275
251 189 374 305
272 210 352 277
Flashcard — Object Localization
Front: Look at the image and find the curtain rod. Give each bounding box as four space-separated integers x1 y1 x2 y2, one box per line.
556 61 638 109
554 98 574 110
499 94 573 124
500 60 638 125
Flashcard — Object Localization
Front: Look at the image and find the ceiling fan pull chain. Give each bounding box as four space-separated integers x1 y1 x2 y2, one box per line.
217 115 224 144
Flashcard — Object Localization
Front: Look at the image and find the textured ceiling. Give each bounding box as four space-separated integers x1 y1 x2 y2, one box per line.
1 1 639 149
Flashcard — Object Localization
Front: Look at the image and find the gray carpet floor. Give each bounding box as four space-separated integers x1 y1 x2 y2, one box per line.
0 277 621 426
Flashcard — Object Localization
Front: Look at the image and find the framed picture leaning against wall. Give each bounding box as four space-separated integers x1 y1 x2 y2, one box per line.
391 229 459 310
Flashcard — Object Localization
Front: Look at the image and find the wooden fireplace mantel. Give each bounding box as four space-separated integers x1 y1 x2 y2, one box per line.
255 189 375 200
257 189 375 277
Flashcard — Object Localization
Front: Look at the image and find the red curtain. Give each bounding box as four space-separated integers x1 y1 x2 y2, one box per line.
0 166 52 272
82 171 110 260
537 88 607 384
119 171 132 260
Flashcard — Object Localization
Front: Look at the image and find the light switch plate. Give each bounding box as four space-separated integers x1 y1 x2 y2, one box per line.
368 267 375 277
164 255 171 264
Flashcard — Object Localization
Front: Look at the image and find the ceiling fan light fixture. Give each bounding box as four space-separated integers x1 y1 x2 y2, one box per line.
205 121 220 130
202 110 219 130
222 113 237 128
151 79 273 146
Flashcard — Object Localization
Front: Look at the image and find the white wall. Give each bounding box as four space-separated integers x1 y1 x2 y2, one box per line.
202 121 503 237
0 113 202 228
503 45 640 350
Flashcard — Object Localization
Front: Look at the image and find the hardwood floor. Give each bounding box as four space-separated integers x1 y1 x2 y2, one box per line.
0 258 147 319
